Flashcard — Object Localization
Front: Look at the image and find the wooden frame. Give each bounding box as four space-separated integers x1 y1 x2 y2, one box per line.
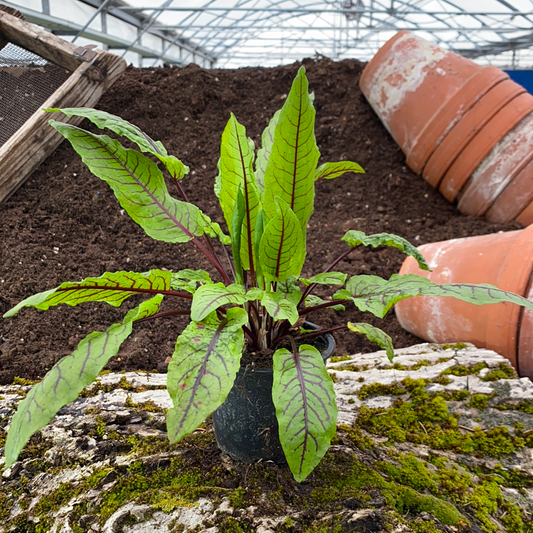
0 7 126 203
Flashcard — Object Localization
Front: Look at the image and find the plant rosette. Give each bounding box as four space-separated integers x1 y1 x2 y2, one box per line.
4 67 533 482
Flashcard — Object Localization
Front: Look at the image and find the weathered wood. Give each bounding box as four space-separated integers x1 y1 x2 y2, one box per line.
0 4 23 51
0 8 84 71
0 49 126 203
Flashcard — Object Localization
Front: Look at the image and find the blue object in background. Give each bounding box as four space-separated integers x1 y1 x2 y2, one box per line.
505 70 533 94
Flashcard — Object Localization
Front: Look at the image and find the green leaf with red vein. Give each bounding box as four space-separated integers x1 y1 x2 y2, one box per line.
300 272 347 286
334 273 533 318
166 307 247 444
218 113 261 271
171 269 212 294
263 66 320 232
190 283 248 322
262 288 301 325
347 322 394 362
259 199 305 282
255 109 280 195
273 344 338 482
49 121 207 243
343 230 430 271
47 108 189 180
314 161 365 181
4 270 172 317
4 294 163 468
304 294 345 312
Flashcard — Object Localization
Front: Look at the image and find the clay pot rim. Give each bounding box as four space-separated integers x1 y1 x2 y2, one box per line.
486 152 533 223
459 112 533 218
423 80 526 189
406 66 508 174
439 91 533 203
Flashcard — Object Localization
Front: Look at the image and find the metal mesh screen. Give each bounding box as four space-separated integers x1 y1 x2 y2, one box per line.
0 42 70 147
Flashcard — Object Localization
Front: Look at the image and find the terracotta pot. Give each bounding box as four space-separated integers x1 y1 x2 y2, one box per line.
486 155 533 223
517 200 533 226
457 111 533 217
422 79 526 188
439 92 533 202
406 66 508 174
394 226 533 372
359 31 483 162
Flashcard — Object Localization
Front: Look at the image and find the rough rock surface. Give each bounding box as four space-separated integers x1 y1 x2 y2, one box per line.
2 343 533 532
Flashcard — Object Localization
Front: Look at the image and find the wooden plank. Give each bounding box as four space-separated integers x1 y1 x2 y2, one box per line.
0 49 126 203
0 4 23 51
0 8 84 71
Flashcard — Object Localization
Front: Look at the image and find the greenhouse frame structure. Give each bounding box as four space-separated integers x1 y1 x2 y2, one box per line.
4 0 533 69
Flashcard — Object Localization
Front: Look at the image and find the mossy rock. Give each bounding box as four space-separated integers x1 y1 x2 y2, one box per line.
2 344 533 532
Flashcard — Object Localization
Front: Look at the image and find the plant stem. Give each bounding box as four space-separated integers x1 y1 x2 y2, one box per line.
299 299 351 315
298 247 358 308
170 174 231 285
191 236 232 285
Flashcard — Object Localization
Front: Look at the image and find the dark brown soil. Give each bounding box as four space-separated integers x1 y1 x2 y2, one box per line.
0 58 522 385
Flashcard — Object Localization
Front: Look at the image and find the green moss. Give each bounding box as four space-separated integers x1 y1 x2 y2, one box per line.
441 343 469 350
440 389 470 401
481 363 516 381
333 363 369 372
125 396 165 413
410 519 442 533
435 465 472 505
0 493 9 522
387 486 462 525
489 465 533 489
228 487 245 509
442 362 487 376
329 354 352 363
337 425 375 450
379 454 437 492
500 502 525 533
496 400 533 416
34 482 78 516
431 375 453 385
12 376 40 386
356 378 524 458
357 382 406 400
469 394 490 409
411 359 432 370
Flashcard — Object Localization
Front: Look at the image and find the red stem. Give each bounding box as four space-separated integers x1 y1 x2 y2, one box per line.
170 174 231 285
298 247 358 308
299 299 351 315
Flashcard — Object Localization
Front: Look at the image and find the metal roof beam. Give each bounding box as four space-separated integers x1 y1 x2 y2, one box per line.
120 7 532 16
0 0 214 64
150 25 533 33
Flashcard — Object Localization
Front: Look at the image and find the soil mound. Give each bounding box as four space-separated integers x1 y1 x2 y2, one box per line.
0 58 521 384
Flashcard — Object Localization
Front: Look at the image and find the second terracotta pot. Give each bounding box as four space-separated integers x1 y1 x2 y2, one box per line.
394 226 533 374
359 30 483 165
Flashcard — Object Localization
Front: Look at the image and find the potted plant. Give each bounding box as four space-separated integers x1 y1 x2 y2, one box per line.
4 67 533 482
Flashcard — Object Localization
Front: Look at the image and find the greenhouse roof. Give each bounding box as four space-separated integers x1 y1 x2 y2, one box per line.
6 0 533 68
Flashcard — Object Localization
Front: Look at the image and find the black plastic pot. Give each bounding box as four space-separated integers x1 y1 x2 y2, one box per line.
212 322 336 464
